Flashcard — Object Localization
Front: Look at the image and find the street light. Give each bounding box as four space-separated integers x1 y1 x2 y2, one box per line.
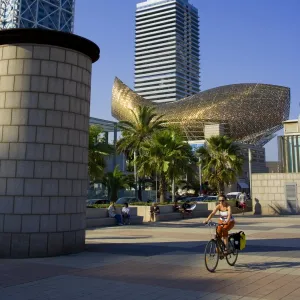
134 151 138 199
155 170 158 203
248 148 252 199
199 157 202 195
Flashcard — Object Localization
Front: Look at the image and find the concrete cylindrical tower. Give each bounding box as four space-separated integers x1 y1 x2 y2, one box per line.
0 29 100 258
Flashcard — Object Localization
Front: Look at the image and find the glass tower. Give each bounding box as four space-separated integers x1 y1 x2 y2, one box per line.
0 0 75 33
135 0 200 103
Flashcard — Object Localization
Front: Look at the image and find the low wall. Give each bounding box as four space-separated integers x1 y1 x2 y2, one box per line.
86 207 141 227
132 203 211 222
203 201 252 214
86 207 138 218
252 173 300 215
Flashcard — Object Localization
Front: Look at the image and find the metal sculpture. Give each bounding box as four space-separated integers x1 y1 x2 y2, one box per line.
112 77 290 146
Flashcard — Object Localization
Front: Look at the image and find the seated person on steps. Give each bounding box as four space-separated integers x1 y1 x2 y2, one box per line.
173 200 180 212
150 203 160 222
182 200 192 216
108 202 123 226
122 203 130 225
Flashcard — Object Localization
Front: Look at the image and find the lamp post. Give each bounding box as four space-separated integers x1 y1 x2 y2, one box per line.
248 148 252 199
134 151 138 199
155 171 158 203
199 157 202 195
172 177 175 202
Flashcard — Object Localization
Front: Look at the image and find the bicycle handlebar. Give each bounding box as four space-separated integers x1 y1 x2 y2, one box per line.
205 221 218 227
204 221 226 227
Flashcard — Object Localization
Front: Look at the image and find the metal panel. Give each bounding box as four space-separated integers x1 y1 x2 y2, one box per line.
0 0 75 32
285 183 298 213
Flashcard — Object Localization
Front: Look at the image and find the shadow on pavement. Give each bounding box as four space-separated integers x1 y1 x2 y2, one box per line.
86 238 300 257
87 235 153 240
237 261 300 270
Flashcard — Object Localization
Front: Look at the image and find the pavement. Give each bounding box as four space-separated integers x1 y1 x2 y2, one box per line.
1 215 300 300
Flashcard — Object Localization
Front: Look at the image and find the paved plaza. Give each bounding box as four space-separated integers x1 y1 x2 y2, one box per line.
1 215 300 300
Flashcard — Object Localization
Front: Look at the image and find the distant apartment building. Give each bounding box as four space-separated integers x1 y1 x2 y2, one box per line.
135 0 200 103
0 0 75 32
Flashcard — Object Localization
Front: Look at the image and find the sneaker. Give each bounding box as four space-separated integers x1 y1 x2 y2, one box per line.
118 223 123 226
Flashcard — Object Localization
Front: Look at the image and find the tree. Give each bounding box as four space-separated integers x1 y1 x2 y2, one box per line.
197 135 243 193
101 166 129 203
88 125 113 183
117 105 166 199
117 105 166 154
138 128 196 202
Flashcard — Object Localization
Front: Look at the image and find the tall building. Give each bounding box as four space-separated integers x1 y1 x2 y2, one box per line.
135 0 200 103
0 0 75 32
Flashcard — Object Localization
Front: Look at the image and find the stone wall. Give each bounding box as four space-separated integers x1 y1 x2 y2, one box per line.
252 173 300 215
0 44 92 257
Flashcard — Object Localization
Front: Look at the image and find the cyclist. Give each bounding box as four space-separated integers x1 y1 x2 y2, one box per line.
203 194 235 254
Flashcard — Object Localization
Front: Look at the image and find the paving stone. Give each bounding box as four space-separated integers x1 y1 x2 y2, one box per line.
1 216 300 299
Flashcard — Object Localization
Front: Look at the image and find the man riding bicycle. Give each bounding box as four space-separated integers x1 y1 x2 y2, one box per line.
203 194 235 254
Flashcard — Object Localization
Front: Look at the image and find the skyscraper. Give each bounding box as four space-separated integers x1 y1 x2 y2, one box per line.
0 0 75 33
135 0 200 103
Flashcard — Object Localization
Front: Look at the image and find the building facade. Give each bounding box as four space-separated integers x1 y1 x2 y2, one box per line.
266 161 283 173
135 0 200 103
278 119 300 173
0 0 75 32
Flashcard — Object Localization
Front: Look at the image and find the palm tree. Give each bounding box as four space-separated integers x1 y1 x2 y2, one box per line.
117 105 166 199
101 165 129 203
88 125 113 183
138 128 196 202
117 105 166 153
197 135 244 193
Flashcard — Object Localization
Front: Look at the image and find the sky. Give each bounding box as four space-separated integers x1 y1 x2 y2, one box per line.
74 0 300 161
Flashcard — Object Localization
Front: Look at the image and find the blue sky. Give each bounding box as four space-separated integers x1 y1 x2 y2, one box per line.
74 0 300 161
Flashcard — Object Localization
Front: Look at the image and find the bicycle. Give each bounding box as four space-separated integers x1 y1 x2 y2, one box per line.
204 221 239 272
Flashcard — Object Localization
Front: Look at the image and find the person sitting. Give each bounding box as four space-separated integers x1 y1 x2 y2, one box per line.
173 200 180 212
150 203 160 222
181 200 192 216
107 202 123 226
122 203 130 225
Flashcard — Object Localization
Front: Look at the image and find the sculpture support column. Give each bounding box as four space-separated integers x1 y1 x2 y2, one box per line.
0 29 99 258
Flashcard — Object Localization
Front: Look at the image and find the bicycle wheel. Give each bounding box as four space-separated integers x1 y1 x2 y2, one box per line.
226 238 239 266
204 239 219 272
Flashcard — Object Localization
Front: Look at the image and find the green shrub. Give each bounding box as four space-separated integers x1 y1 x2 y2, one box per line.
130 202 171 206
87 204 123 209
87 202 172 208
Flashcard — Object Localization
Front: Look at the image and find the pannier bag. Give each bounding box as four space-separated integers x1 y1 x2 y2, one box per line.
229 231 246 250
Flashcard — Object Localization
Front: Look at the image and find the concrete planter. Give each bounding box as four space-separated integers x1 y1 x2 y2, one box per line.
159 205 174 214
86 208 108 218
131 205 174 222
86 207 139 219
131 205 151 222
194 203 209 211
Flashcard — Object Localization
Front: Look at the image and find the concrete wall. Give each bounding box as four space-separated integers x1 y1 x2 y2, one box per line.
252 173 300 215
0 44 92 257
